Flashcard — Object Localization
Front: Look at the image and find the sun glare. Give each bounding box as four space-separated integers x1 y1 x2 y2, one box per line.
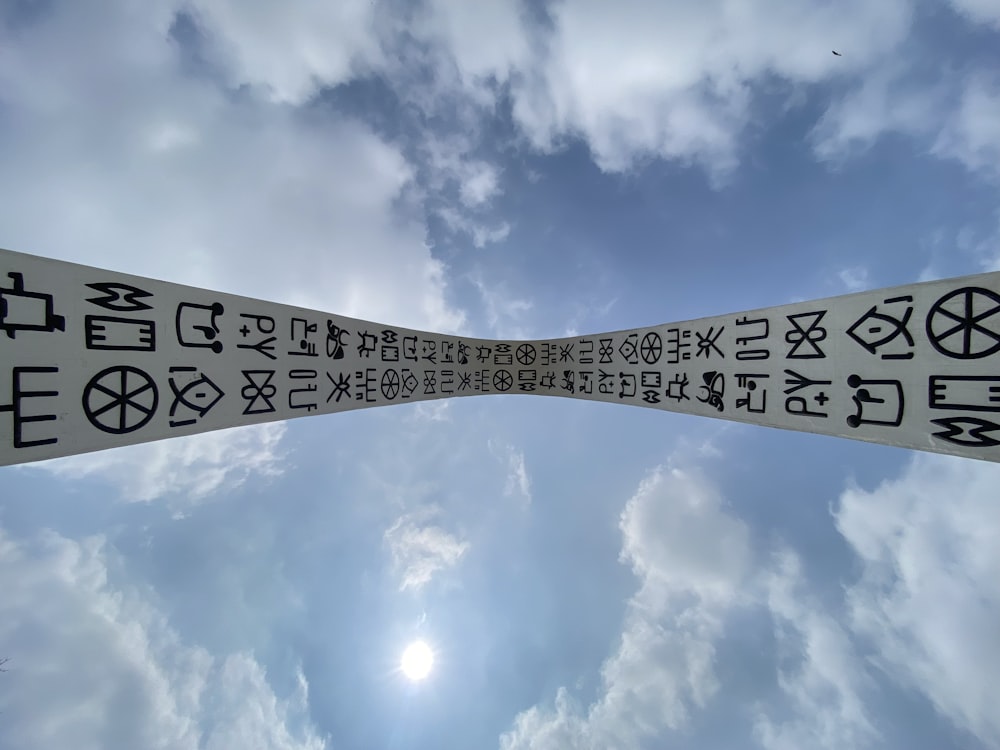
400 640 434 681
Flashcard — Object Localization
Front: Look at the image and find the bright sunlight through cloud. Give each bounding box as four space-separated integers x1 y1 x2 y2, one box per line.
401 640 434 682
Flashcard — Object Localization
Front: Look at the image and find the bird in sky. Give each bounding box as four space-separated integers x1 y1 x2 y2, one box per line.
832 50 842 56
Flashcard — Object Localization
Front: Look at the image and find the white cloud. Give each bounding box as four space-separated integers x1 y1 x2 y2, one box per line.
439 206 512 249
384 506 469 591
458 160 502 208
186 0 382 104
811 61 943 162
0 0 464 333
813 53 1000 184
932 74 1000 182
755 550 878 750
0 528 325 750
31 423 286 507
837 266 871 292
506 0 912 178
489 441 532 508
619 467 749 602
472 275 534 339
949 0 1000 28
501 465 750 750
835 454 1000 748
417 0 533 88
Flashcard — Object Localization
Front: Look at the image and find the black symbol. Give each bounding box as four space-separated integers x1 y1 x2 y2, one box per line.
402 369 420 396
931 416 1000 448
641 371 661 389
0 272 65 339
82 366 158 434
559 344 574 363
494 369 513 392
326 321 348 359
665 373 689 402
474 370 491 392
618 373 637 399
847 374 904 428
539 343 557 366
381 369 401 400
85 282 153 311
665 328 691 363
238 314 276 360
518 370 537 392
598 339 614 364
516 343 536 365
176 302 223 352
476 345 492 364
84 315 156 351
289 318 318 357
783 369 832 418
619 335 639 365
695 326 725 359
495 344 513 366
697 371 725 411
1 366 59 448
357 330 377 358
403 336 418 361
578 339 595 364
929 376 1000 412
642 390 660 404
355 369 376 402
241 370 276 415
598 369 614 395
540 372 557 389
926 287 1000 359
561 370 575 393
847 296 914 360
785 311 826 359
457 341 470 365
578 371 593 394
421 340 437 363
290 369 318 411
381 331 400 361
168 367 224 427
640 332 662 364
423 370 437 395
457 371 472 392
440 370 455 394
326 372 351 403
735 373 768 413
735 316 769 360
441 341 455 363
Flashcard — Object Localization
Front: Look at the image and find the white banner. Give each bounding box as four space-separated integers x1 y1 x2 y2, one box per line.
3 247 1000 465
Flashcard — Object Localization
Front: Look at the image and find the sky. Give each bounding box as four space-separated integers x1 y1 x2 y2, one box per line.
1 1 1000 749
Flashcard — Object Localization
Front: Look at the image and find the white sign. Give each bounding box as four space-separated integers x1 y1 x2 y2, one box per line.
3 247 1000 465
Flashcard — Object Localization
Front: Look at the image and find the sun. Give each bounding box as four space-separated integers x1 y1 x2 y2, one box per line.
400 640 434 681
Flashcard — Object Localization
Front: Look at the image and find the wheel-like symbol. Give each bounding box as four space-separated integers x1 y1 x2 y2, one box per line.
640 332 662 364
516 343 536 366
926 287 1000 359
83 365 159 434
381 368 401 399
493 369 513 392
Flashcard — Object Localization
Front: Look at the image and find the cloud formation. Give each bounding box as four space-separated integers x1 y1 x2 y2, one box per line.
836 454 1000 748
0 528 325 750
33 423 286 507
384 506 469 591
501 465 751 750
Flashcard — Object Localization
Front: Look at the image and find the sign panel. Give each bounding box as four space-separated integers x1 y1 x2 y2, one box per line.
3 247 1000 465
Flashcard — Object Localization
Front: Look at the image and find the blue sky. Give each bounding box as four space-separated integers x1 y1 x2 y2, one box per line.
2 1 1000 749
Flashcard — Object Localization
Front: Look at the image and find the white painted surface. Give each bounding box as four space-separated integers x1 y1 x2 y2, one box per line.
3 247 999 465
